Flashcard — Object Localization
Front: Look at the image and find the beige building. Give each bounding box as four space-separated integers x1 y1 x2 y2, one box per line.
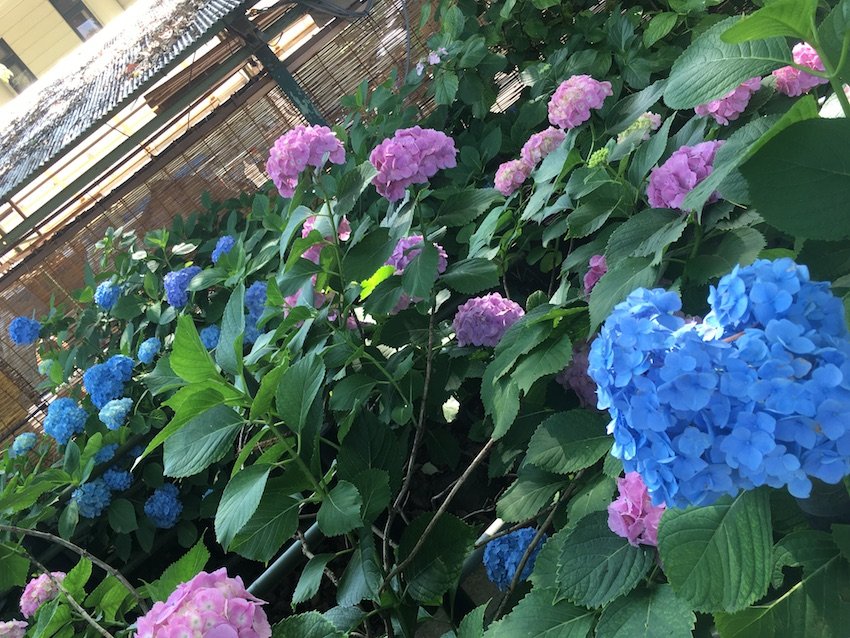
0 0 133 105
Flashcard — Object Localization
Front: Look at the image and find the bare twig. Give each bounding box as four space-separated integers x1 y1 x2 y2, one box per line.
0 524 148 613
296 530 339 587
381 438 496 591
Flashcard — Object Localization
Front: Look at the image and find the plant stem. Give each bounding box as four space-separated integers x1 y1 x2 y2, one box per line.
269 423 326 497
0 524 148 613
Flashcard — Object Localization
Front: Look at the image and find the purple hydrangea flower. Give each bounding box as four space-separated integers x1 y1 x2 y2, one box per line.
20 572 65 618
695 77 761 125
453 293 525 347
386 235 448 274
548 75 613 129
266 125 345 198
301 215 351 263
163 266 201 308
520 127 566 166
0 620 27 637
646 141 724 211
494 159 532 197
773 42 829 97
369 126 457 201
583 255 607 295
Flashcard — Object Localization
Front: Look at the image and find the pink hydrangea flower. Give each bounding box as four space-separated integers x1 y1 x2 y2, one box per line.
0 620 27 638
20 572 65 618
369 126 457 201
695 77 761 125
301 215 351 263
583 255 607 295
453 293 525 347
134 568 271 638
520 127 566 166
385 235 449 313
494 159 532 197
646 140 724 211
773 42 829 97
617 112 662 144
548 75 613 129
283 276 358 329
607 472 666 547
266 125 346 198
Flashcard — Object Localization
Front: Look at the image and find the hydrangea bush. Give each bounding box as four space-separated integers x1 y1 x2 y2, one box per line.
3 0 850 636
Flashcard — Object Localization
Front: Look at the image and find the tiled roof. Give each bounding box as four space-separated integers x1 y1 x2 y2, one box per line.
0 0 248 200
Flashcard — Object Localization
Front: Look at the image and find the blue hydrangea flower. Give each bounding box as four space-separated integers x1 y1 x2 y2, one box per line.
98 397 133 430
163 266 201 308
200 325 220 349
589 259 850 508
10 432 37 458
8 317 40 345
137 337 161 364
211 235 236 264
102 467 133 492
94 281 121 310
245 281 268 316
83 355 134 409
43 398 88 445
483 528 547 591
72 479 112 518
94 443 120 464
144 483 183 529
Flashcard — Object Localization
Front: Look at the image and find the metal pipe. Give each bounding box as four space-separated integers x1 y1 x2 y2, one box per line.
247 522 323 597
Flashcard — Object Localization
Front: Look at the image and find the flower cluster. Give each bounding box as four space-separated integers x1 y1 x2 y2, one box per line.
483 527 547 591
134 568 272 638
43 397 88 445
145 483 183 528
212 235 236 263
415 46 448 75
103 467 133 492
695 77 761 125
646 140 723 211
99 397 133 430
301 215 351 263
10 432 37 458
200 325 221 350
245 281 268 345
266 125 345 198
94 281 121 310
94 443 119 464
494 159 533 197
164 266 201 308
453 293 524 347
521 126 566 166
587 147 609 168
0 620 27 638
607 472 666 547
137 337 161 364
555 340 598 408
8 317 40 346
385 235 449 312
20 572 65 617
370 126 457 201
588 259 850 508
547 74 612 129
583 254 607 295
83 354 134 409
617 112 661 144
773 42 829 97
72 479 112 518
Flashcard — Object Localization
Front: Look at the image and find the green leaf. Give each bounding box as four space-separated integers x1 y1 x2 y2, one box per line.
606 80 667 135
63 557 93 598
595 584 696 638
401 241 439 298
276 354 325 433
457 603 488 638
216 465 271 549
171 316 219 383
589 257 657 332
337 529 382 606
343 227 394 281
398 512 476 603
272 611 346 638
526 411 611 474
442 258 500 294
484 587 596 637
556 511 654 607
566 475 617 527
216 283 245 376
0 543 28 592
818 0 850 83
144 389 231 458
742 119 850 240
658 488 772 612
350 469 390 524
108 499 138 534
163 405 243 477
85 576 129 622
142 355 185 395
606 209 686 265
721 0 816 43
435 71 460 105
497 466 567 522
715 530 850 637
59 501 79 539
483 375 520 440
511 333 573 394
359 265 396 299
250 362 288 420
317 481 362 536
664 17 790 109
231 478 300 562
329 374 376 412
436 188 501 226
144 541 210 602
643 12 678 47
293 554 335 608
529 531 566 591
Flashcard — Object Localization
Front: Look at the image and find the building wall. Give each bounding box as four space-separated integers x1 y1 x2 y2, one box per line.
0 0 128 106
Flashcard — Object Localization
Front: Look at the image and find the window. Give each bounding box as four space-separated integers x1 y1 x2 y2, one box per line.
49 0 102 40
0 40 36 94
